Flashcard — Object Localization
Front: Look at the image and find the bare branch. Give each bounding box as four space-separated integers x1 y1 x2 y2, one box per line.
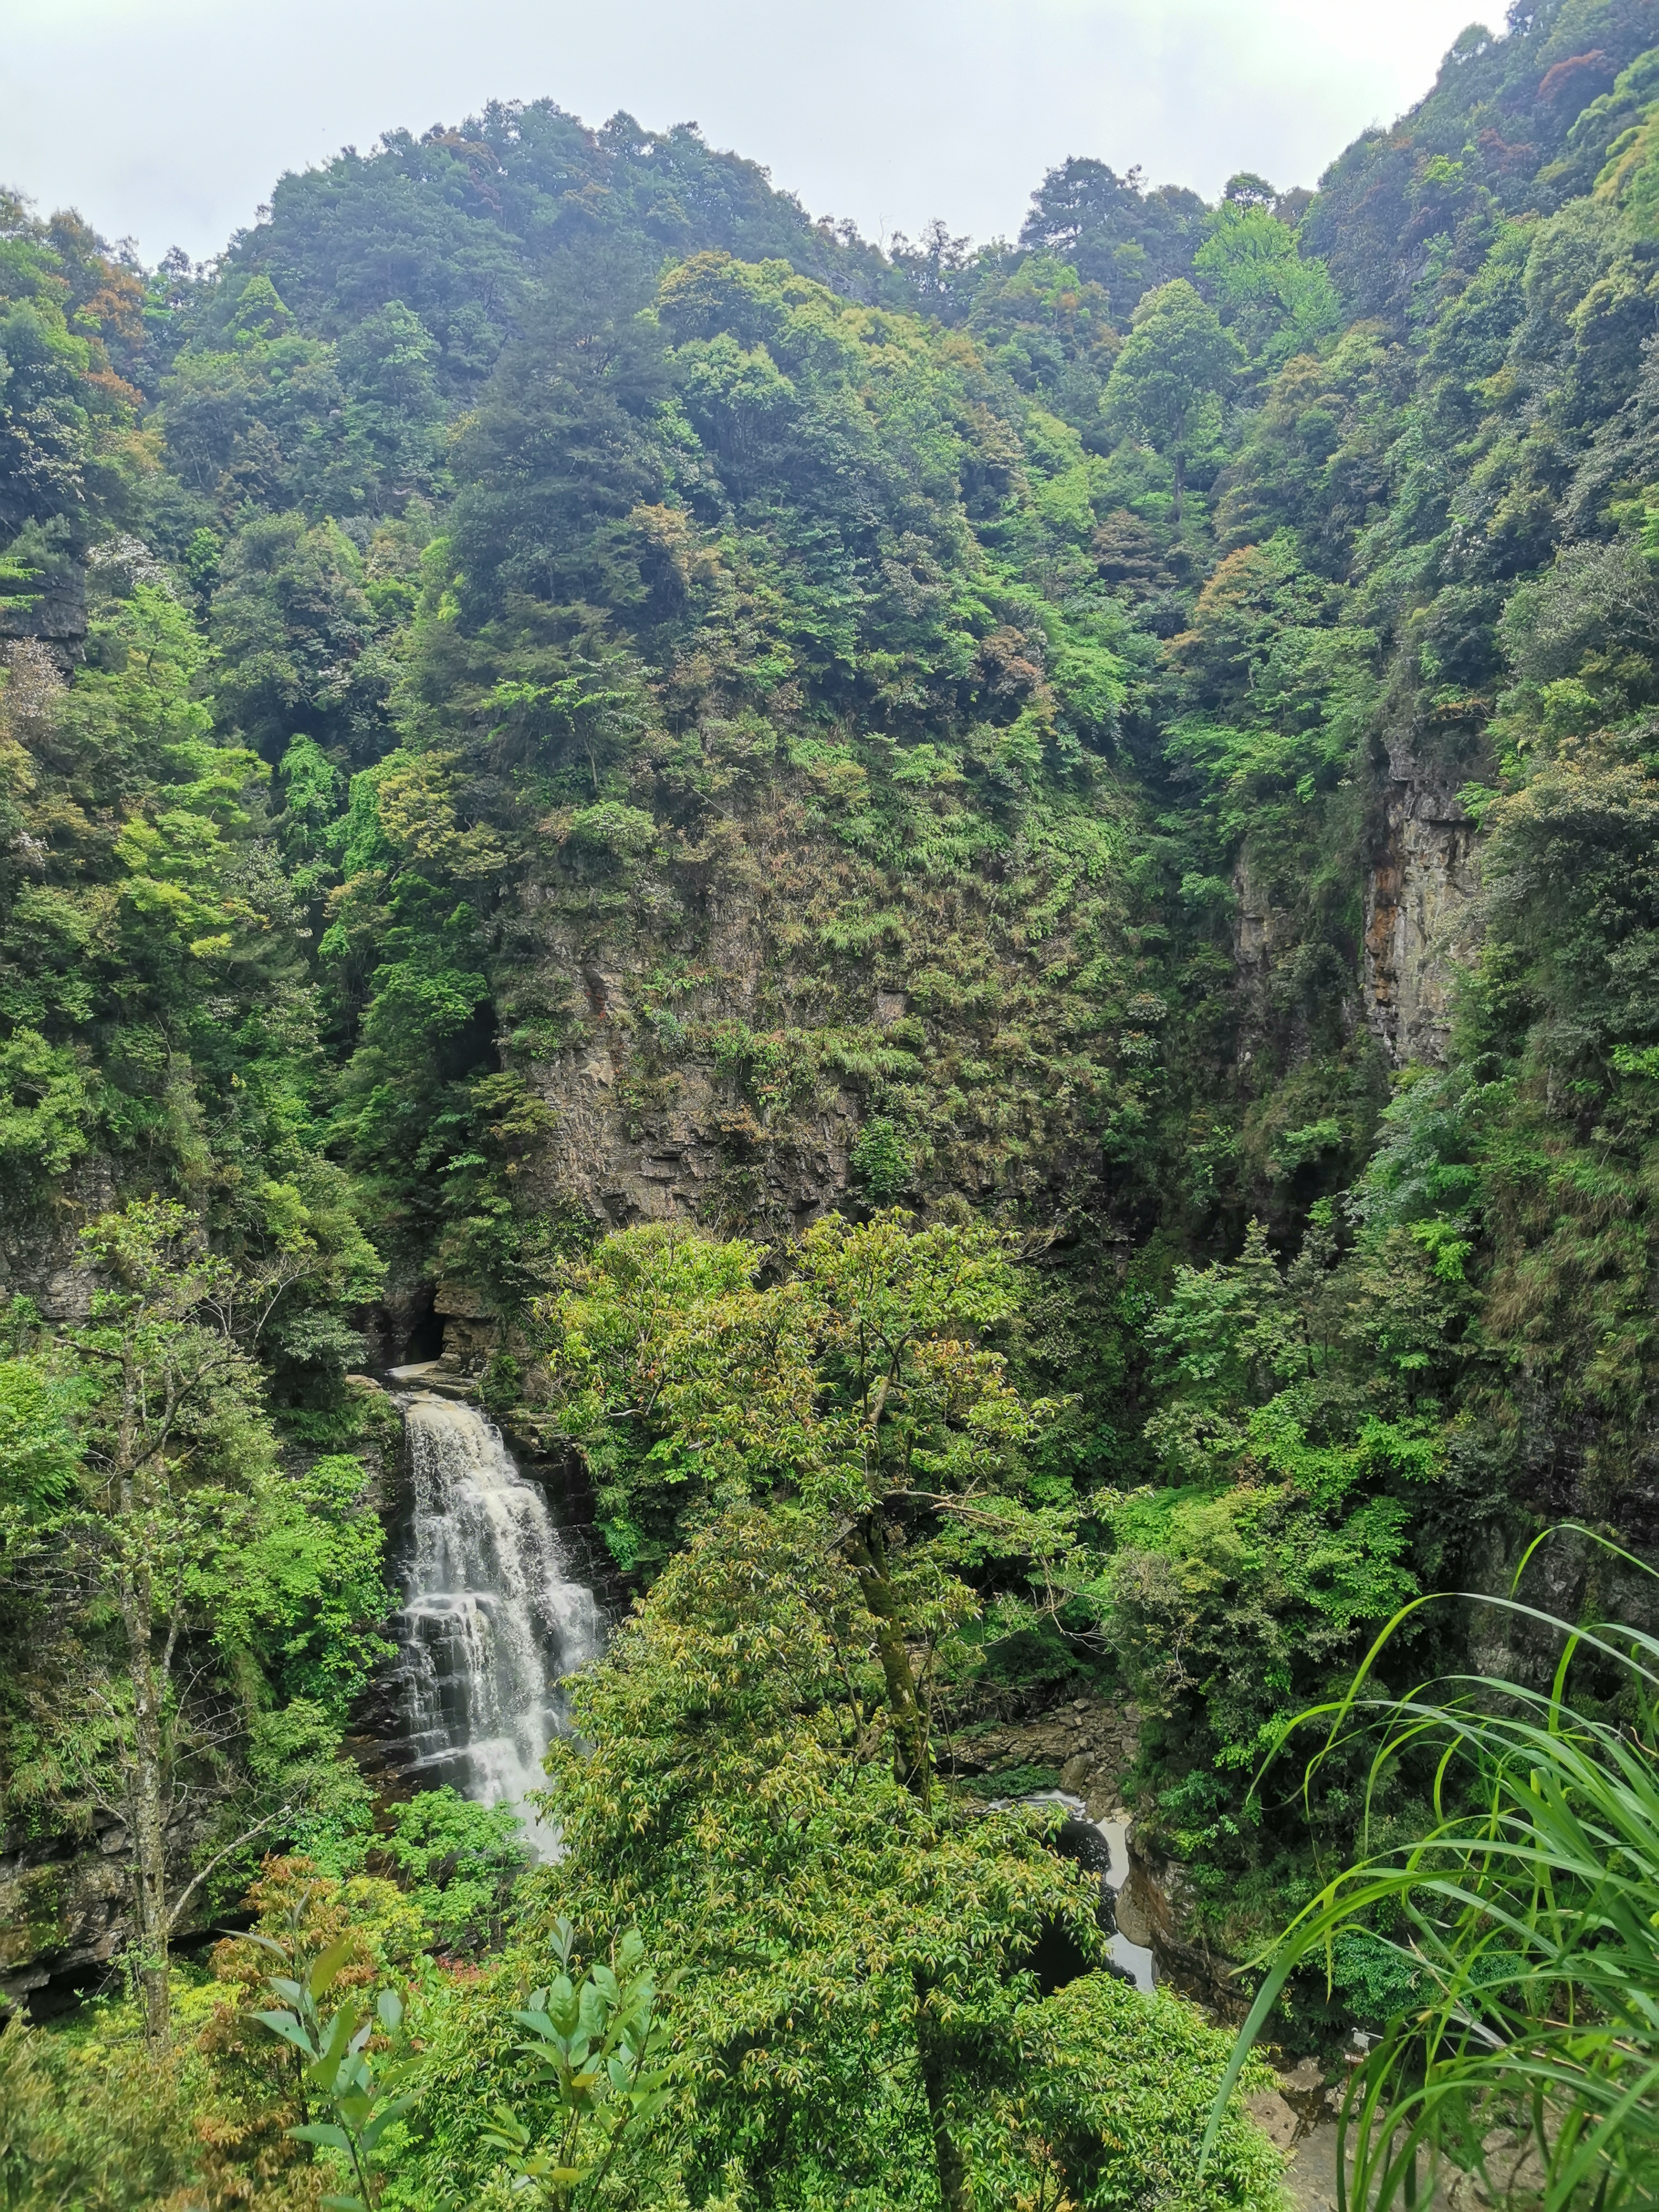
166 1806 293 1932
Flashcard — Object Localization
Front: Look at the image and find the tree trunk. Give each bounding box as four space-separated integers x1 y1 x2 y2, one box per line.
849 1527 971 2205
914 1975 973 2212
119 1563 171 2050
846 1478 975 2205
846 1527 931 1803
110 1354 173 2050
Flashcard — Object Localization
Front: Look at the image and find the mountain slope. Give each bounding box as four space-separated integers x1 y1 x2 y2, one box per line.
5 0 1659 2007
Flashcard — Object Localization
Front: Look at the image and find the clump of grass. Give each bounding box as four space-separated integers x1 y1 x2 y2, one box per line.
1210 1526 1659 2210
977 1763 1064 1799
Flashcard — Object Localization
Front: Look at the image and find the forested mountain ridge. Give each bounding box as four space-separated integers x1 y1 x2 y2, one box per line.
5 3 1659 2202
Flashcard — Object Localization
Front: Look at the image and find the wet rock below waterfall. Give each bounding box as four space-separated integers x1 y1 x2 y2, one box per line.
945 1696 1140 1820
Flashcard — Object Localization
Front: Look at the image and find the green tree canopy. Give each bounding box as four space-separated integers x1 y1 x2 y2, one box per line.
1099 279 1240 515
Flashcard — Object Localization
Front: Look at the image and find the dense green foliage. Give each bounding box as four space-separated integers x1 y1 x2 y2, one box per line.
8 0 1659 2199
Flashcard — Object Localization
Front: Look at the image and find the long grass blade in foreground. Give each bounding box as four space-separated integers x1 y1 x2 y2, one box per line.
1203 1527 1659 2210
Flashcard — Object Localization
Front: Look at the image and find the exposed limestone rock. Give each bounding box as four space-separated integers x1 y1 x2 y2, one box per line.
1364 745 1481 1066
1113 1838 1244 2013
1228 747 1484 1075
1277 2054 1327 2109
1232 854 1295 999
0 1154 118 1320
1230 849 1300 1073
1444 2128 1550 2208
1244 2090 1300 2152
516 936 859 1238
431 1278 499 1373
943 1697 1140 1812
1282 2121 1347 2212
0 1811 216 2010
0 565 85 648
0 1824 130 2005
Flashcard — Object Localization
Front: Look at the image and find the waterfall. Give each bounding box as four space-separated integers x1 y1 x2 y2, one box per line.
390 1390 603 1854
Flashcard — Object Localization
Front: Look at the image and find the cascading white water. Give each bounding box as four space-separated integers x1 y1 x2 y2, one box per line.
391 1390 602 1854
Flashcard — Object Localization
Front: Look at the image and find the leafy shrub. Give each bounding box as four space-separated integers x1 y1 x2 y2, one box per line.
379 1788 530 1953
849 1113 916 1198
0 2014 201 2212
1017 1972 1285 2211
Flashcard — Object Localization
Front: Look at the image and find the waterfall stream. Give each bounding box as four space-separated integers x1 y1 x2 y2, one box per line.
389 1389 603 1854
384 1390 1155 1973
993 1790 1157 1991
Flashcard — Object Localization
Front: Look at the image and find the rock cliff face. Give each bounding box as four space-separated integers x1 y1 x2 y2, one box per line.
1230 748 1485 1079
428 738 1491 1392
0 1817 131 2010
0 1810 214 2011
1229 849 1304 1073
943 1696 1140 1823
481 760 1127 1275
0 1155 114 1322
518 950 860 1235
1363 746 1482 1067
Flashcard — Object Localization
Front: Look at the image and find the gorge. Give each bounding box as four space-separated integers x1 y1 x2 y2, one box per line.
3 3 1659 2203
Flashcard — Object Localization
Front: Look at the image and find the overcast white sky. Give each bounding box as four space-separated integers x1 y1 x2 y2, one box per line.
6 0 1491 266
